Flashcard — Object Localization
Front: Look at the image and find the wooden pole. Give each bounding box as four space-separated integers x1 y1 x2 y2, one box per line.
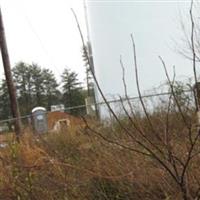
0 7 22 138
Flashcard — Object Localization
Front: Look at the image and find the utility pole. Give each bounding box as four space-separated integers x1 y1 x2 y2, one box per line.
0 7 22 138
83 0 100 118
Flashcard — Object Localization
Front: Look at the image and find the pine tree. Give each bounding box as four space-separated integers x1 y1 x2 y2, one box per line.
13 62 33 114
13 62 60 114
61 68 86 115
0 79 12 130
42 68 61 109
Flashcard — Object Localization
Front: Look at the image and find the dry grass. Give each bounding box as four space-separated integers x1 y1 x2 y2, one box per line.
0 110 199 200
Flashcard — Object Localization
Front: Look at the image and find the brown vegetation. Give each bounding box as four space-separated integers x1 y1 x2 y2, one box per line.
0 106 199 200
47 111 84 131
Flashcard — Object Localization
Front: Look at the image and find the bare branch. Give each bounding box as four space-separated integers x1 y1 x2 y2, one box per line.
131 34 164 144
159 56 191 131
190 0 199 111
120 55 141 126
165 66 176 147
118 96 165 157
81 116 151 157
71 8 136 139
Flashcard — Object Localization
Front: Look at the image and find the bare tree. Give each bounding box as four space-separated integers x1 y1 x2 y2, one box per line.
72 2 200 199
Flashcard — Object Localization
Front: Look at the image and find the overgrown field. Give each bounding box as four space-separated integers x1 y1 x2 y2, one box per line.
0 102 200 200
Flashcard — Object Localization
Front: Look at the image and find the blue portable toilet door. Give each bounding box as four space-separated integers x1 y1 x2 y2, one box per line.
32 107 48 134
36 113 46 133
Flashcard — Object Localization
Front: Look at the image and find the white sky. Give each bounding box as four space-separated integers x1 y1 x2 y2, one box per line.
0 0 87 84
87 0 194 97
0 0 198 98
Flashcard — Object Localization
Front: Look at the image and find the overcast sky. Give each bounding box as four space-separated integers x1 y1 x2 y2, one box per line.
0 0 87 83
87 0 194 98
0 0 197 98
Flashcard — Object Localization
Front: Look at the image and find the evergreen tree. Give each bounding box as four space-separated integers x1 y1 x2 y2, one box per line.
0 79 11 119
13 62 33 114
82 42 95 98
30 63 45 107
61 68 86 115
13 62 60 114
0 79 12 130
42 68 61 109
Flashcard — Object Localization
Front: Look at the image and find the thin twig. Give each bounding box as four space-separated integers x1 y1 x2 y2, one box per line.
159 56 191 131
131 34 164 143
82 116 151 157
119 96 165 157
190 0 199 111
72 9 180 187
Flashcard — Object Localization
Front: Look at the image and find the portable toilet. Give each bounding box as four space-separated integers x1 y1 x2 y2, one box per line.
31 107 48 134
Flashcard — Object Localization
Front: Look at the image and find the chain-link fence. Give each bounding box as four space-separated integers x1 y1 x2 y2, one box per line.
0 87 195 135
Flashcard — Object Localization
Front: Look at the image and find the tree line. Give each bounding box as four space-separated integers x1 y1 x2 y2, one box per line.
0 62 87 120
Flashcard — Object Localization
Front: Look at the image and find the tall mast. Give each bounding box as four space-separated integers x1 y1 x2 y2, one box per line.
83 0 99 118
